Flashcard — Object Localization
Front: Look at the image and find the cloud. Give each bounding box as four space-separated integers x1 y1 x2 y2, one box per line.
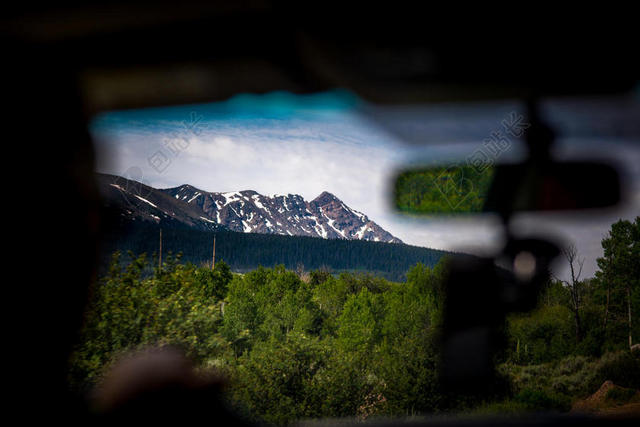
187 135 258 166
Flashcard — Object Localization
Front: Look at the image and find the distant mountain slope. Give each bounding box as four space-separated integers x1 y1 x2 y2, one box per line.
99 220 446 282
97 173 402 243
97 173 223 231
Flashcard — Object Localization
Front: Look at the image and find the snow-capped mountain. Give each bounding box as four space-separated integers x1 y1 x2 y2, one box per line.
97 173 402 244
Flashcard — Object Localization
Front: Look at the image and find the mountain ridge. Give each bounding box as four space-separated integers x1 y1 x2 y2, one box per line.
97 173 402 244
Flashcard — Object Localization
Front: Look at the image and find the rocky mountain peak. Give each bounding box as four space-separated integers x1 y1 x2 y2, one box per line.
313 191 339 205
97 173 403 244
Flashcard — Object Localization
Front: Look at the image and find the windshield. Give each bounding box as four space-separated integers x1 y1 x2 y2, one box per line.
70 91 640 424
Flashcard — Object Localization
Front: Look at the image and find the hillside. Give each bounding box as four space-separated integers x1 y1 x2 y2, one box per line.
99 215 446 281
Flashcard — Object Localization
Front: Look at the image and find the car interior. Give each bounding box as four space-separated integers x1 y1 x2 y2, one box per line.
3 3 639 426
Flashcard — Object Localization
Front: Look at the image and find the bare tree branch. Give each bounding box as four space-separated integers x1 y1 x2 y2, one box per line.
556 243 585 342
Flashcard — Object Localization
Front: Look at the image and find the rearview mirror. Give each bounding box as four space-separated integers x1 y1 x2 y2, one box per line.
393 161 621 215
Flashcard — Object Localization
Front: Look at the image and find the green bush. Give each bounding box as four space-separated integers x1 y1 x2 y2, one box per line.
605 387 637 403
506 305 575 364
591 351 640 390
514 388 571 412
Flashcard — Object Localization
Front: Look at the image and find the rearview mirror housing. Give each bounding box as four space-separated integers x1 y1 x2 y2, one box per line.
393 160 621 216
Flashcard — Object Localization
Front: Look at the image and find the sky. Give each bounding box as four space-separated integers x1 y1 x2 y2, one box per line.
91 91 640 280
